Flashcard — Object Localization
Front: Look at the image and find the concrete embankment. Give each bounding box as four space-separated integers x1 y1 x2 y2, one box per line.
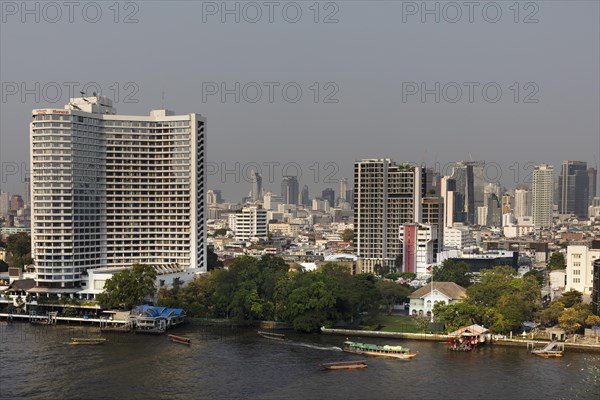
321 327 600 353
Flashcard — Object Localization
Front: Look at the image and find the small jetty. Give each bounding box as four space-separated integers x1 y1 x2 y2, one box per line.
257 331 287 341
69 337 107 345
319 360 368 370
447 324 489 351
528 341 564 357
168 334 192 345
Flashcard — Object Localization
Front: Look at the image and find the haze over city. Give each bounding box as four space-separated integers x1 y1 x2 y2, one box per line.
1 1 598 200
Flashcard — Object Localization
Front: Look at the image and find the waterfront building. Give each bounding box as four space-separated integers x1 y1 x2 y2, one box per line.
354 159 423 273
532 164 554 228
565 241 599 297
408 282 466 317
30 96 206 292
228 205 268 241
558 160 588 218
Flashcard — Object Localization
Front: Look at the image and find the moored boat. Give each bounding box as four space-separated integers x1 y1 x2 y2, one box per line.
342 341 417 359
319 360 368 370
530 341 564 357
532 350 563 358
69 338 107 345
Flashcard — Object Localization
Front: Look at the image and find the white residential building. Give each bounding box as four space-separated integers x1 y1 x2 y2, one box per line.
30 96 206 292
228 205 268 241
443 225 474 250
514 189 532 218
565 244 599 296
408 282 467 317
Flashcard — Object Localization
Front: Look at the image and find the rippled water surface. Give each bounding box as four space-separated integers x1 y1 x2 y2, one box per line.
1 322 599 400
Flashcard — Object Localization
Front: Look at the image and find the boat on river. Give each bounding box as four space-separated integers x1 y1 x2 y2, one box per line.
257 331 287 341
168 334 192 345
319 360 368 370
69 338 107 345
342 341 417 359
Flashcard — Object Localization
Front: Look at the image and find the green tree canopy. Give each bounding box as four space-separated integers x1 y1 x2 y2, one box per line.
5 232 32 269
548 252 566 270
430 260 473 287
341 229 354 242
96 263 157 310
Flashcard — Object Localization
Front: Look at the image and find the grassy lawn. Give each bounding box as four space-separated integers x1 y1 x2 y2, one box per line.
360 314 421 333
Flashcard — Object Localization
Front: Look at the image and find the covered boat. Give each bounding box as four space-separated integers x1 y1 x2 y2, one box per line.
342 341 417 359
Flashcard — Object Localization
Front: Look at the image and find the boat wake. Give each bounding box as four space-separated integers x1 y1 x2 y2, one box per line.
285 341 343 352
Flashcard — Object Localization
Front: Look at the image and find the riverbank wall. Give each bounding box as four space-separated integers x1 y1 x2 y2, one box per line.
320 327 600 353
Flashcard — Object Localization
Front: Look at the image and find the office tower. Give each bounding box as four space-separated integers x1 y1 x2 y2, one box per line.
354 159 423 273
449 161 476 224
345 189 354 206
440 176 456 228
502 193 512 215
486 193 502 227
558 161 588 218
424 168 440 195
532 164 554 228
250 170 262 202
0 192 10 217
30 96 206 290
322 188 335 208
301 185 310 207
228 205 268 241
280 176 299 205
339 178 348 206
514 189 532 218
589 167 598 204
421 196 443 259
207 190 217 206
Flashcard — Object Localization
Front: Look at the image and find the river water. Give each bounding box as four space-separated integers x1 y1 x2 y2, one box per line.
1 322 599 400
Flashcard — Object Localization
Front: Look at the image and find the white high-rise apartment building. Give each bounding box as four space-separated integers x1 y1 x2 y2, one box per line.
514 189 532 218
228 205 268 241
30 96 206 291
354 159 423 273
0 192 10 217
532 164 554 228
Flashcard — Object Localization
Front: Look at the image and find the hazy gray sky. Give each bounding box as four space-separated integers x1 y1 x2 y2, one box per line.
1 1 598 201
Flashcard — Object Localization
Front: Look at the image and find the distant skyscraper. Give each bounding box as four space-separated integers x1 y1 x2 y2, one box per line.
0 192 9 217
339 178 348 205
30 96 207 290
589 167 598 204
449 161 477 224
486 193 502 227
354 159 423 273
301 185 310 206
322 188 335 208
10 194 24 211
281 176 299 205
514 189 532 218
250 170 262 202
558 161 588 218
532 164 554 228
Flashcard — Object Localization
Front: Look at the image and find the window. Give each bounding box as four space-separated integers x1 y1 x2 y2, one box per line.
574 262 581 267
573 278 580 283
573 270 580 275
573 254 581 259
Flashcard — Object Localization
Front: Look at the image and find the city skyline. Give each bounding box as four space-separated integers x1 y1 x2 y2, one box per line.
1 2 598 201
